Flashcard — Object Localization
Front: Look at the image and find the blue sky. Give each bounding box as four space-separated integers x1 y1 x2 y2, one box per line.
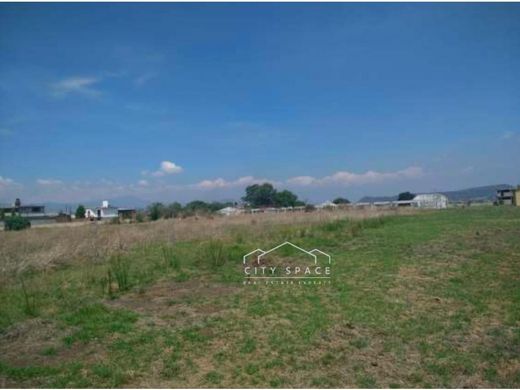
1 3 519 204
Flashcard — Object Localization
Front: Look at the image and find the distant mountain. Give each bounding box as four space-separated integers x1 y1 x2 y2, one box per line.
358 184 513 203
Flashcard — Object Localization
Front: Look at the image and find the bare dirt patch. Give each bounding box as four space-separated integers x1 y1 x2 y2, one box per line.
105 280 239 327
0 318 105 368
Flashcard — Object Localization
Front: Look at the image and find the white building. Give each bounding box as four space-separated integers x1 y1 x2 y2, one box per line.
217 206 242 216
85 208 96 219
316 200 338 209
95 200 119 219
413 193 448 209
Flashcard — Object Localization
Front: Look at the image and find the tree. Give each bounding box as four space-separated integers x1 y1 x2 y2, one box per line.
147 202 165 221
4 215 31 231
274 190 299 207
242 183 277 207
164 202 183 219
242 183 304 208
75 205 86 219
333 197 350 205
398 192 416 201
185 200 210 213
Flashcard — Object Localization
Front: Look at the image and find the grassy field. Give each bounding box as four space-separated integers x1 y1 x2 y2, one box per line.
0 207 519 388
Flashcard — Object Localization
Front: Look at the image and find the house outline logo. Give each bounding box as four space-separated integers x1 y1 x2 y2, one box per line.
243 241 331 265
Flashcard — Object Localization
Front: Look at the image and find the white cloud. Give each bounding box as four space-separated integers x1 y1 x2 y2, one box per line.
149 161 183 177
197 178 228 189
37 178 63 186
0 176 15 187
50 77 101 97
196 176 273 190
286 166 424 187
138 179 149 187
193 168 423 191
0 176 22 197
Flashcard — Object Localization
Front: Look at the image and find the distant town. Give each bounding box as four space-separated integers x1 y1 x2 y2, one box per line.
1 183 518 230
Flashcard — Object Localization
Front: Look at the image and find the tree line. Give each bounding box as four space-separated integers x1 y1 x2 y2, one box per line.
145 200 234 221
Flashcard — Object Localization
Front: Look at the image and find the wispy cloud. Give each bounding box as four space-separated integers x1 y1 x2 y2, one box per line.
0 176 15 187
147 161 184 177
134 72 156 87
37 178 63 186
501 131 517 140
50 77 101 97
286 166 424 187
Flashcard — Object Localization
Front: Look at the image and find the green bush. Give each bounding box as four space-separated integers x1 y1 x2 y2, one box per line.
4 215 31 231
107 255 131 295
161 245 181 270
201 240 229 267
75 205 86 219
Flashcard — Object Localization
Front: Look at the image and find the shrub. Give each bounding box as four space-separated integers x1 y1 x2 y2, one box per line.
202 240 229 267
135 211 145 223
107 255 131 294
305 205 316 212
161 244 180 270
4 215 31 231
19 277 37 316
147 202 165 221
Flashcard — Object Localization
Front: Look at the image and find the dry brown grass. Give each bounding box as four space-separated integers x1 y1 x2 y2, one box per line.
0 208 415 278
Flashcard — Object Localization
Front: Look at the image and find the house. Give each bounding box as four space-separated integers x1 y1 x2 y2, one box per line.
85 209 96 220
413 193 448 209
0 198 46 218
496 188 515 205
93 201 137 222
117 208 137 222
95 201 119 219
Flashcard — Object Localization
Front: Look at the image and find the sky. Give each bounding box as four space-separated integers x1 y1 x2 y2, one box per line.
0 3 519 205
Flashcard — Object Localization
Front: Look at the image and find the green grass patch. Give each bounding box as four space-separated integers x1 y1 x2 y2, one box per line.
61 304 138 345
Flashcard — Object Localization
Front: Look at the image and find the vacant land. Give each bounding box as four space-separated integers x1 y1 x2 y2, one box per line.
0 207 519 388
